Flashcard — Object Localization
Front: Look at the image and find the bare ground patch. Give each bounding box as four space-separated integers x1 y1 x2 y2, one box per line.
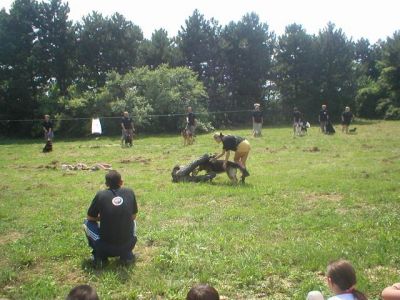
302 192 343 204
0 231 23 245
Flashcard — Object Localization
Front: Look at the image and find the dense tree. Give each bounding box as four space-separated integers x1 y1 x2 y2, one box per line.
274 24 318 120
221 13 274 114
138 29 179 68
0 0 39 126
35 0 75 95
315 23 356 119
75 12 143 89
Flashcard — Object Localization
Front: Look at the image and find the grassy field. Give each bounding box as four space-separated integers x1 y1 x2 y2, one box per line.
0 121 399 300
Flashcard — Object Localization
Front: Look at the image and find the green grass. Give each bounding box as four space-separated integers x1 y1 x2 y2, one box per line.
0 121 399 300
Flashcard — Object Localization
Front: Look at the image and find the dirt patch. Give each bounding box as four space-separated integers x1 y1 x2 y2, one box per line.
303 146 320 152
382 155 400 164
303 192 343 203
365 266 399 282
120 156 151 165
0 231 23 245
362 144 373 149
265 146 288 153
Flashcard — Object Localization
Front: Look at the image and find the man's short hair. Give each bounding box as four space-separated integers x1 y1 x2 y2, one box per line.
66 285 99 300
105 170 122 189
187 284 220 300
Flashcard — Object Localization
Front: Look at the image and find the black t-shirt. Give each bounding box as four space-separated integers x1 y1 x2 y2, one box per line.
293 111 302 122
222 135 245 151
87 187 138 245
252 110 263 123
42 120 53 131
319 109 329 121
121 117 133 129
342 111 353 123
187 112 196 126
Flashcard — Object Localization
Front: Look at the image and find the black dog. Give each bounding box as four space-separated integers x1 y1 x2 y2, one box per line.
196 158 249 183
349 127 357 133
42 140 53 152
124 133 133 147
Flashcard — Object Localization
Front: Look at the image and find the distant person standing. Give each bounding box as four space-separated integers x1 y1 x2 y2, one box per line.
42 114 54 141
319 104 329 133
252 103 263 137
121 112 135 147
186 106 197 145
293 107 302 135
341 106 354 134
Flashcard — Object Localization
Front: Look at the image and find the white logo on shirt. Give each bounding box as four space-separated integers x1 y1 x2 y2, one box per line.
112 196 124 206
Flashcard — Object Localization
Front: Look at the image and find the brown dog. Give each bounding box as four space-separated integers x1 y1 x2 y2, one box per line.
181 128 193 146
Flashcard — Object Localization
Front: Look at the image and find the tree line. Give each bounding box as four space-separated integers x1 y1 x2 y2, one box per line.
1 0 399 136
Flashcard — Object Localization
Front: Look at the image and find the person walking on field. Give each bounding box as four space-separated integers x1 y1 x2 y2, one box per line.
213 133 250 177
319 104 329 133
341 106 354 134
293 107 302 135
252 103 263 137
186 106 197 145
121 111 135 147
83 170 138 267
42 114 54 141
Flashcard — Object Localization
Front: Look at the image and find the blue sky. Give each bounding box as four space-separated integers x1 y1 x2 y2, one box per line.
1 0 399 42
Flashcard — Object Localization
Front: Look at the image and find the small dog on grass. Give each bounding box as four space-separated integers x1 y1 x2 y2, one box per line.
122 132 133 147
42 139 53 152
196 156 249 183
349 127 357 133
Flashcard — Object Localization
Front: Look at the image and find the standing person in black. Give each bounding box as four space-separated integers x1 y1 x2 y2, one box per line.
121 111 135 147
83 170 138 266
186 106 197 145
252 103 263 137
293 107 302 135
341 106 354 134
319 104 329 133
42 114 54 141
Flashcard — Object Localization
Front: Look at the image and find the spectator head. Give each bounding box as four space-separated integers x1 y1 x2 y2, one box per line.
44 114 50 121
123 111 129 117
187 284 219 300
322 104 327 110
213 132 224 143
254 103 260 110
326 260 367 300
66 285 99 300
293 107 298 111
105 170 122 189
188 106 192 113
345 106 350 112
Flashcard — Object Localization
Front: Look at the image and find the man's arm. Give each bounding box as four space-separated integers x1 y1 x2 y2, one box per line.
214 149 226 160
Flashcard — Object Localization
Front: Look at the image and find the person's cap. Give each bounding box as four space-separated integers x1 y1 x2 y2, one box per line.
254 103 260 107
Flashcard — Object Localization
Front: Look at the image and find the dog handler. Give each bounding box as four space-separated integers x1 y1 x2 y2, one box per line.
213 133 250 177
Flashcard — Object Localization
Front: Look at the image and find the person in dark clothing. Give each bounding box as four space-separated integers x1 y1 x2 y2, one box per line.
42 114 54 141
252 103 263 137
341 106 354 134
213 133 250 177
319 105 329 133
293 107 302 136
186 106 197 145
121 111 135 147
83 170 138 266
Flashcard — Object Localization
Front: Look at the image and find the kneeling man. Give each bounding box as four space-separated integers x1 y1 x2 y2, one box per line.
83 170 138 266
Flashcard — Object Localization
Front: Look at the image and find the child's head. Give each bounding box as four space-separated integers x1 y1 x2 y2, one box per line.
187 284 219 300
306 291 324 300
66 285 99 300
326 260 367 300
